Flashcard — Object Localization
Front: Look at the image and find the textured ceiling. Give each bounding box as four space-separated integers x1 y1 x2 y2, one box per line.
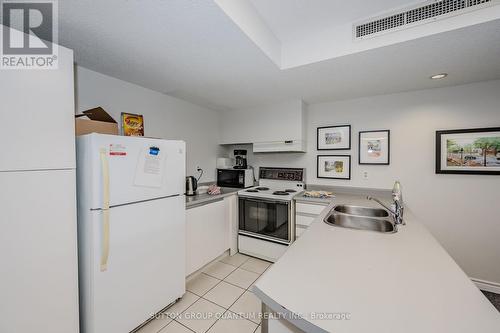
249 0 411 42
58 0 500 111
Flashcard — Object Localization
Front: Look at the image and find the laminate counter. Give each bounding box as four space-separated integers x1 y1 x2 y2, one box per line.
253 193 500 333
185 187 239 209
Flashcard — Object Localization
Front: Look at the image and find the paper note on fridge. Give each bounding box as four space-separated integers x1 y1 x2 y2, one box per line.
134 146 166 188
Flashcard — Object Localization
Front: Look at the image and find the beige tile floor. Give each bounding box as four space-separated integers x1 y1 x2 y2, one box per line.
137 253 271 333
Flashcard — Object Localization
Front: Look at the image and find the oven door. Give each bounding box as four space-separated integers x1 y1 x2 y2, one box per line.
217 169 244 188
238 197 292 244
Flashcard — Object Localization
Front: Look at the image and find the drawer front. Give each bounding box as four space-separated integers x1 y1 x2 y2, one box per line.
296 225 307 239
296 203 327 215
296 214 315 227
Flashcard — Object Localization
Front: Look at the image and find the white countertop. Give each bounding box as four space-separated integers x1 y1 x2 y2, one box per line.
253 194 500 333
185 187 239 209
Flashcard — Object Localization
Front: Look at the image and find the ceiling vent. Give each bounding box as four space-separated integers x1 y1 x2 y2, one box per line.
354 0 494 39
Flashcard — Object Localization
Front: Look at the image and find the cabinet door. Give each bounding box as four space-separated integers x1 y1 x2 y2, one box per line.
296 214 315 227
0 44 76 171
0 170 79 333
295 225 308 239
186 200 227 275
219 100 305 144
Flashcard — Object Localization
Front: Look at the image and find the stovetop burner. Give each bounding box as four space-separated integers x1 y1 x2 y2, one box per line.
273 191 290 196
246 189 259 192
285 189 297 193
256 187 270 191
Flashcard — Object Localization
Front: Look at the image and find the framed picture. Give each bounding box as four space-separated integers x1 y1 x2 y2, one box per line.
317 155 351 180
317 125 351 150
436 127 500 175
121 112 144 136
359 130 390 165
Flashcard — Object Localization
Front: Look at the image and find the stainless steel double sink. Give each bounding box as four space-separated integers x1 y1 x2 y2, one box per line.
324 204 397 233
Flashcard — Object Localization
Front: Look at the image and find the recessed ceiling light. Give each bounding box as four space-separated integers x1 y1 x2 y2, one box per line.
430 73 448 80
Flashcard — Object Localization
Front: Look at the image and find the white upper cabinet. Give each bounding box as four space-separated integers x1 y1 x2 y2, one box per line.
219 99 307 152
0 42 76 171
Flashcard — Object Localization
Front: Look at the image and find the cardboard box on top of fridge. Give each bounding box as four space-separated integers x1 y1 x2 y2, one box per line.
75 107 119 136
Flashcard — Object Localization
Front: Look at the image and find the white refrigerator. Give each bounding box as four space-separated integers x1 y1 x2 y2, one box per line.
76 133 186 333
0 36 79 333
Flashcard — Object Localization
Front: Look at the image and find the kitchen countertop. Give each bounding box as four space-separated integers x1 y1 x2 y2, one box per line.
185 187 239 209
294 185 392 205
253 193 500 333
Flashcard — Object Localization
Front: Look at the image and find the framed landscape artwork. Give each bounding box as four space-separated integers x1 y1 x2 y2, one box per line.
317 125 351 150
317 155 351 180
436 127 500 175
359 130 390 165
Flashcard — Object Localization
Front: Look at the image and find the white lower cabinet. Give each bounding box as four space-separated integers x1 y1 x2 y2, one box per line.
296 214 315 227
295 202 326 215
186 195 238 276
295 201 328 239
295 225 308 238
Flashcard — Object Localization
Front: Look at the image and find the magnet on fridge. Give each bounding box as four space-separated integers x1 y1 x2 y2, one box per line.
149 146 160 156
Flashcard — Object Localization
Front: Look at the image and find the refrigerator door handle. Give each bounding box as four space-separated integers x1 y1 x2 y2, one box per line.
100 148 111 272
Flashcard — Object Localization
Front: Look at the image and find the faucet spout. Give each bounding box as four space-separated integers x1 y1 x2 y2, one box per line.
367 181 405 226
366 196 395 214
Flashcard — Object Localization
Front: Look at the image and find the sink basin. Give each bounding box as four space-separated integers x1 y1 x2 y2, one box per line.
324 213 396 233
333 205 389 218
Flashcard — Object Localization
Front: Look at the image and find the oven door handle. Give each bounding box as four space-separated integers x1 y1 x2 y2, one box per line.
240 197 290 205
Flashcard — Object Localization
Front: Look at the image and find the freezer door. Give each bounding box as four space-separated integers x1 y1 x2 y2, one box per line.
78 196 185 333
0 170 79 333
77 134 186 209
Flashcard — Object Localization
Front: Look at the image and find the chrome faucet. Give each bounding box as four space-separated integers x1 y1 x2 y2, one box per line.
367 181 405 225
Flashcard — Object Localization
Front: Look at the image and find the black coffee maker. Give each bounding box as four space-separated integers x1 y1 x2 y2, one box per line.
233 150 248 169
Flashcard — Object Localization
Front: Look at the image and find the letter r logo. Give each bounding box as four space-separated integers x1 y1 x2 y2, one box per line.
2 1 53 55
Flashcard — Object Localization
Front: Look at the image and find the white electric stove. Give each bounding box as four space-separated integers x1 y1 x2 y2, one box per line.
237 167 305 262
238 185 301 201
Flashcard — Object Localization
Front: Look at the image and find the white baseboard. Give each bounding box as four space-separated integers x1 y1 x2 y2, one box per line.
471 277 500 294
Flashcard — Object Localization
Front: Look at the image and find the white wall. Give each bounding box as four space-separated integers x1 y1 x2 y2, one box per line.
74 66 223 182
231 80 500 285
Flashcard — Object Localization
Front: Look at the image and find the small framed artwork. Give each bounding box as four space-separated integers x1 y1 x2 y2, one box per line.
317 125 351 150
121 112 144 136
317 155 351 180
359 130 390 165
436 127 500 175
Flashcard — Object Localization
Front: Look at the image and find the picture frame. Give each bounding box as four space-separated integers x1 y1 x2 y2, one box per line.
317 155 351 180
359 130 390 165
436 127 500 175
317 125 351 150
121 112 144 137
